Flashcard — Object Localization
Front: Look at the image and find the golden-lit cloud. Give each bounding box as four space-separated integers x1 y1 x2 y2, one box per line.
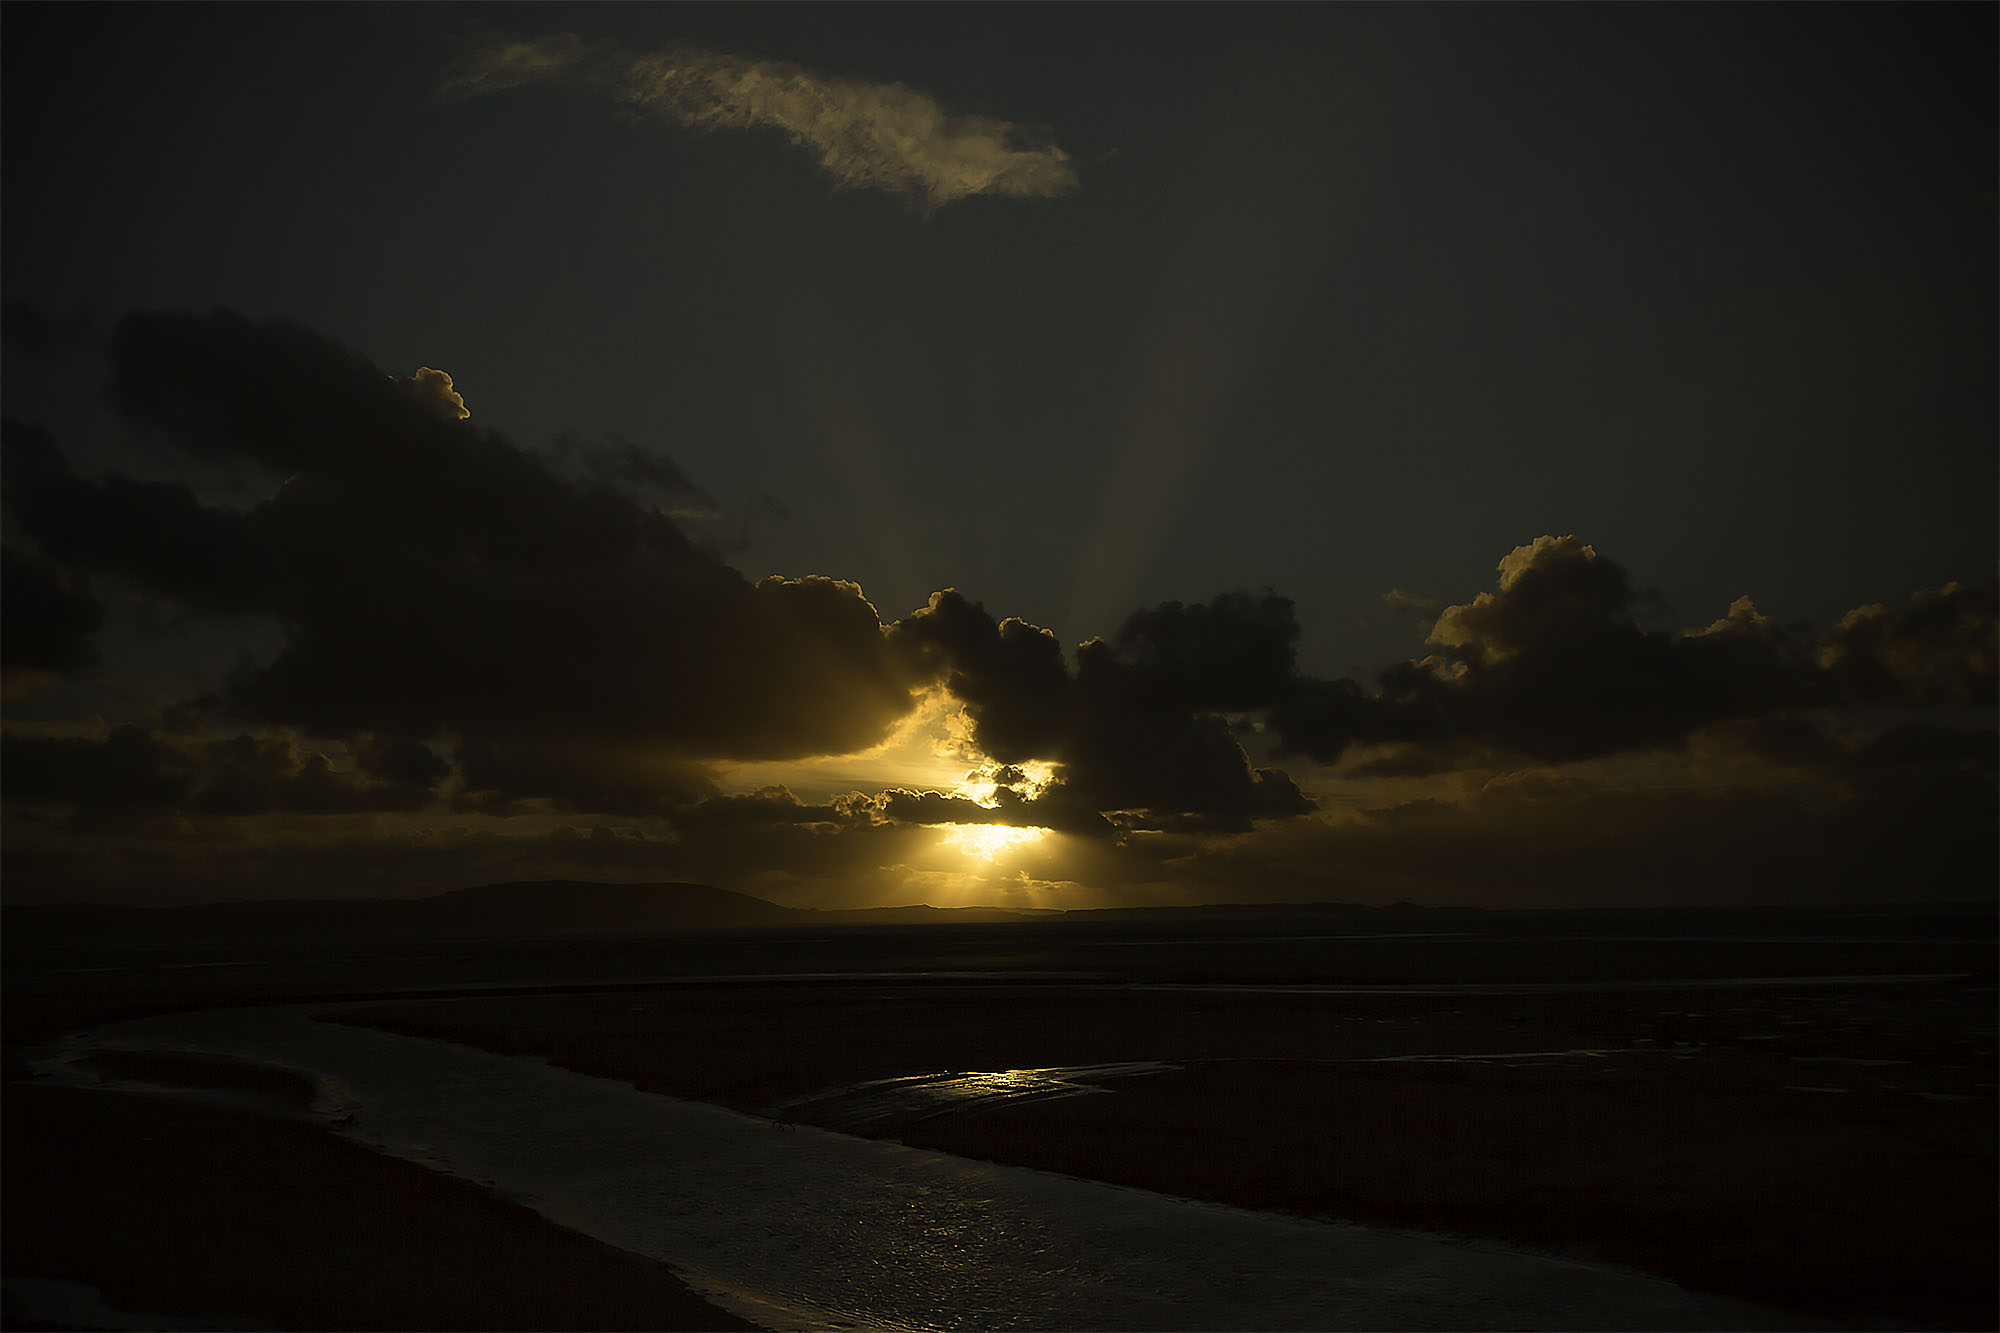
406 366 469 420
937 758 1057 859
442 35 1078 210
1429 534 1601 656
1691 595 1776 639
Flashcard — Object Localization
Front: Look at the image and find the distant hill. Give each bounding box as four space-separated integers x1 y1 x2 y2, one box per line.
807 903 1068 926
2 880 801 948
17 883 1977 954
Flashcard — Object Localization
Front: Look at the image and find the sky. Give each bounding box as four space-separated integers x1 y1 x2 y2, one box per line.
2 3 1994 910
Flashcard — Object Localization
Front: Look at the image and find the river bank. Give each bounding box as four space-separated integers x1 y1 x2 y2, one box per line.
338 973 1997 1330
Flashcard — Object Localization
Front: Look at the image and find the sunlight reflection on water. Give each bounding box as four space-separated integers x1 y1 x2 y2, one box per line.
775 1062 1175 1129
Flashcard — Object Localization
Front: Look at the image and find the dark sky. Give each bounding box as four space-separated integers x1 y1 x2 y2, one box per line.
3 3 1993 909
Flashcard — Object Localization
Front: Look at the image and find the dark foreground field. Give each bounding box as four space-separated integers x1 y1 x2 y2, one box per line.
5 903 1994 1331
2 1081 755 1331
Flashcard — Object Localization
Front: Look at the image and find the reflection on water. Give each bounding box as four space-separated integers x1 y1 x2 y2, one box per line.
41 1005 1817 1333
775 1062 1175 1130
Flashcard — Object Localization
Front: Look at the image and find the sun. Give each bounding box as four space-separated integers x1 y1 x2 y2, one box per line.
938 822 1046 861
935 759 1058 860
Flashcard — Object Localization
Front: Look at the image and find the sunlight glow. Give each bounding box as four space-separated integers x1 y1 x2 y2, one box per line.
938 822 1047 861
936 758 1057 861
951 759 1057 806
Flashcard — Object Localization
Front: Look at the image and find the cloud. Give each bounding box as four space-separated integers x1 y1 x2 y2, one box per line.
453 733 717 817
1818 580 1998 707
1 725 451 816
1170 775 1996 909
3 416 270 617
191 732 444 816
406 366 469 420
1272 536 1827 766
6 309 928 812
1380 587 1439 617
891 588 1314 831
4 307 1991 914
441 34 1078 210
548 430 716 515
2 726 195 809
1 544 104 678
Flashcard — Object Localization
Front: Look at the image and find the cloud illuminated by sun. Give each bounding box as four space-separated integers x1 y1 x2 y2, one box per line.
937 759 1057 860
951 759 1057 805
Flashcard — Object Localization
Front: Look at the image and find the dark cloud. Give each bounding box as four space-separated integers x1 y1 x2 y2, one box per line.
671 785 869 831
892 590 1071 763
1697 713 1997 784
1 726 194 808
2 304 98 363
1272 537 1839 768
8 309 927 812
879 788 1008 827
454 733 717 817
191 732 443 816
1161 766 1997 910
1068 633 1313 825
352 733 454 791
2 416 269 616
1 543 104 677
1108 591 1300 712
1700 714 1851 772
1380 587 1440 617
1397 536 1815 762
549 431 717 514
3 299 1990 910
891 588 1314 830
1 726 449 817
1818 579 1998 707
1848 723 1998 776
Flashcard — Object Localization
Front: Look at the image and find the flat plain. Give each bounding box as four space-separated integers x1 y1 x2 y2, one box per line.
6 901 1994 1331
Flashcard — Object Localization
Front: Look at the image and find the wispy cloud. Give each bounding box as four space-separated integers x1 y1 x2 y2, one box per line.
442 35 1078 210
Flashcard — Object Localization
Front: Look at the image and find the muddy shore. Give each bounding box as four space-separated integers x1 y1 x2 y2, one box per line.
338 976 1997 1331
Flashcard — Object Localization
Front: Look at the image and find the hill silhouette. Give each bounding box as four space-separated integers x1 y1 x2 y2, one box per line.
3 880 797 948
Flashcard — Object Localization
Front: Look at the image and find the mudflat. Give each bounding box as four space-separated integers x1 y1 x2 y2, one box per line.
339 972 1997 1331
7 907 1992 1330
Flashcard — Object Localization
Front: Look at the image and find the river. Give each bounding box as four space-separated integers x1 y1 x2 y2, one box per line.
49 1003 1816 1331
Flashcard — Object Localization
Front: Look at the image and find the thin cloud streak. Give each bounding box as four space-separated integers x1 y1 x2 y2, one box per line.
442 35 1078 210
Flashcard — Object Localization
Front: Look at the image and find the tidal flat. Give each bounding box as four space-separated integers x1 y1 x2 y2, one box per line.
338 972 1995 1329
6 904 1994 1330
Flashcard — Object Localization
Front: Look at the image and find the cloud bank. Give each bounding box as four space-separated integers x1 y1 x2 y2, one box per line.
4 309 925 805
441 34 1078 210
2 308 1992 907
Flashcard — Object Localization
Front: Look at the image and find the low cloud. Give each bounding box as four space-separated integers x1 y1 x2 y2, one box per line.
3 303 1991 908
1274 537 1846 767
1380 587 1439 617
441 34 1078 211
1817 580 1998 707
1 544 103 679
1 726 445 816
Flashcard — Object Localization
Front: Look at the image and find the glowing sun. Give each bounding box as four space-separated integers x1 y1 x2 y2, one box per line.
938 822 1046 861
